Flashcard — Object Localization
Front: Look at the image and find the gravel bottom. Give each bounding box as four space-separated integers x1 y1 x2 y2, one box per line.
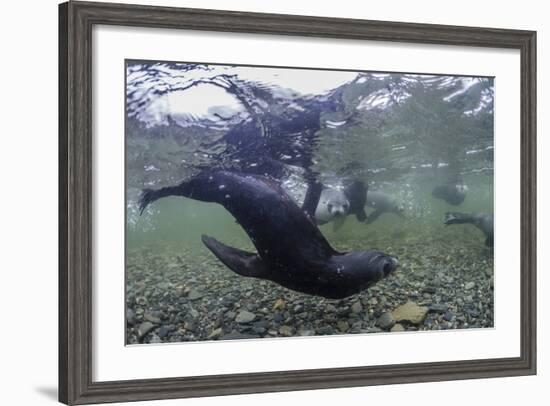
126 233 494 344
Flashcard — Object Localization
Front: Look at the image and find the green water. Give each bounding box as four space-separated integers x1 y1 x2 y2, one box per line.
127 172 493 249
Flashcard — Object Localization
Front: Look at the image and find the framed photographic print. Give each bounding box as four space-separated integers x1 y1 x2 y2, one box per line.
59 1 536 404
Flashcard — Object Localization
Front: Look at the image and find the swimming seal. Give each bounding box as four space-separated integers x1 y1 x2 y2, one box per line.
139 170 398 299
365 191 404 224
444 212 494 247
432 182 468 205
313 181 368 231
315 187 350 229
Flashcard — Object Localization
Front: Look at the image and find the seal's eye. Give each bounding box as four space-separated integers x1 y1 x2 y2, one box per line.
327 204 333 212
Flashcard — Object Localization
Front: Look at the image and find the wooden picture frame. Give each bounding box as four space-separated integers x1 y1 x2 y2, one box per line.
59 1 536 404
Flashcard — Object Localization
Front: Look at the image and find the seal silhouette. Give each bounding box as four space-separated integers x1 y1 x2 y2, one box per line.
139 171 398 299
315 187 350 226
432 182 468 205
313 182 369 231
365 191 405 224
444 212 494 247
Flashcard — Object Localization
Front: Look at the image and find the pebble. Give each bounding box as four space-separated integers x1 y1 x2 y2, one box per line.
337 320 349 332
221 295 236 307
235 310 256 324
428 303 448 313
293 304 305 313
317 326 334 335
273 299 285 310
391 301 428 325
188 289 204 300
326 304 337 313
158 325 171 338
252 326 266 334
253 320 270 329
279 325 295 336
464 282 475 290
391 323 405 332
221 332 260 340
126 309 136 325
149 334 162 344
138 321 155 338
207 328 223 339
144 312 162 324
351 301 363 314
298 328 315 336
273 312 284 322
376 312 396 330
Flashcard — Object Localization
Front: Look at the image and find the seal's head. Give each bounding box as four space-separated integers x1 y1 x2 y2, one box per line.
455 183 468 197
456 183 468 192
330 250 399 288
327 201 349 217
315 188 350 223
393 203 405 215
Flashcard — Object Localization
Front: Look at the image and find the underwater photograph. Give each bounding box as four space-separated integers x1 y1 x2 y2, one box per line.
125 61 494 344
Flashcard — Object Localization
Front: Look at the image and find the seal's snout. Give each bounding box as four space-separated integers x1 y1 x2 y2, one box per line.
383 257 399 277
328 205 346 216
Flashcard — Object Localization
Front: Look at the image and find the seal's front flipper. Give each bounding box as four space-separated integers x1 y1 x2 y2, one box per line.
355 208 368 222
201 235 266 278
345 180 368 223
302 181 323 218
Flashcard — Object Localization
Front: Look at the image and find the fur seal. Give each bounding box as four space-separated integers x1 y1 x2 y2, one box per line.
312 181 368 231
432 182 468 205
444 212 494 247
315 187 350 227
365 191 404 224
139 171 398 299
314 186 402 229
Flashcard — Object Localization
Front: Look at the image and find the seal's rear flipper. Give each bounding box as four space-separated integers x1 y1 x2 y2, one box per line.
443 212 472 225
139 185 182 215
365 208 383 224
201 235 266 278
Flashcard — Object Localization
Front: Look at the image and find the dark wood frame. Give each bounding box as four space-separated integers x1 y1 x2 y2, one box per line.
59 1 537 404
